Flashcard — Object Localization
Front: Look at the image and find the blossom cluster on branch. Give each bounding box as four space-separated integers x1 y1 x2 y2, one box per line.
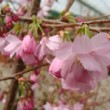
0 0 110 110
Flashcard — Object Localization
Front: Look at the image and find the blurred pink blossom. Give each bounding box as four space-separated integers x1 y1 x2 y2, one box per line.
35 35 62 61
37 0 55 18
54 33 110 92
30 71 39 90
17 7 27 16
4 34 38 65
17 34 38 65
17 96 34 110
73 103 84 110
49 58 63 78
4 34 22 57
44 102 70 110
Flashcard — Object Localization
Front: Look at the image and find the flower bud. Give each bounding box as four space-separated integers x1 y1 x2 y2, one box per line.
4 15 13 28
12 14 19 22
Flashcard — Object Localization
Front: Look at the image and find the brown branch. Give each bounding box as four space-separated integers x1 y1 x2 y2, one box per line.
0 63 48 82
84 19 110 25
63 0 75 15
0 13 64 24
3 59 25 110
1 13 110 26
15 63 48 78
89 27 110 32
0 77 14 81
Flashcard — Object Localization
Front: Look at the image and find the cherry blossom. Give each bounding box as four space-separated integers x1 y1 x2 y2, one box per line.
49 58 63 78
17 96 34 110
53 33 110 92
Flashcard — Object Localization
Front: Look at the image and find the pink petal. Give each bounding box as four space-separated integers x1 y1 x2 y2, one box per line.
91 32 110 51
4 41 21 52
62 63 96 93
6 34 21 43
0 38 6 47
79 54 102 72
73 35 92 54
49 58 63 78
54 42 73 60
61 56 75 79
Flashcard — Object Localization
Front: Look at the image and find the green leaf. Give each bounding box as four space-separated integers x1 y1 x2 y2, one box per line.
77 24 93 38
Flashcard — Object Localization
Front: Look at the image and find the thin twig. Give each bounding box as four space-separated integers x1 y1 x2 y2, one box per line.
1 13 110 26
15 63 48 78
63 0 75 15
89 27 110 32
0 63 48 82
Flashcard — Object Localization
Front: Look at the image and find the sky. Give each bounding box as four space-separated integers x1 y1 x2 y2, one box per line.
1 0 110 17
52 0 110 16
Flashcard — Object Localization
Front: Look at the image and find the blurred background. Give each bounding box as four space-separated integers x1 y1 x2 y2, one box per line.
1 0 110 17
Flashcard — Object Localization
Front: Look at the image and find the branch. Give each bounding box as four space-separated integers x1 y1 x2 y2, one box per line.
15 63 49 78
89 27 110 32
1 13 110 26
3 59 25 110
0 63 48 82
63 0 75 15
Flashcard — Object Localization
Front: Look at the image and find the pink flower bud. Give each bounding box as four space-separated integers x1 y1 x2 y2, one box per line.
17 7 27 16
22 34 36 53
12 14 19 22
49 58 63 78
5 7 11 13
4 15 13 28
17 96 34 110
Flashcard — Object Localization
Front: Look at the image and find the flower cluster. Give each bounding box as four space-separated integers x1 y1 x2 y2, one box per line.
0 1 110 110
49 33 110 93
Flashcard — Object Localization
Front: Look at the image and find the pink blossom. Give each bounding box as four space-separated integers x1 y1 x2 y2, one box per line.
34 37 49 60
49 58 63 78
4 15 13 28
17 7 27 16
73 103 84 110
18 0 31 6
54 33 110 92
44 103 54 110
4 34 38 65
46 35 63 51
76 16 85 22
37 6 50 18
21 35 36 53
30 71 39 90
44 102 70 110
35 35 62 61
17 96 34 110
4 34 22 57
17 35 38 65
37 0 55 18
